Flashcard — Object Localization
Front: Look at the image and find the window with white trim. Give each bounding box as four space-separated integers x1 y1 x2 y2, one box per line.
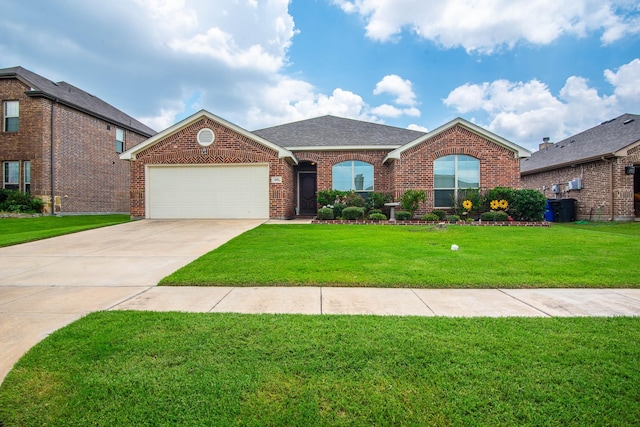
24 161 31 193
332 160 374 192
3 101 19 132
115 128 125 153
3 161 19 190
434 155 479 208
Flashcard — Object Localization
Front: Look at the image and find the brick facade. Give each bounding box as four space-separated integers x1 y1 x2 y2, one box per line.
393 126 522 216
129 117 295 219
521 153 640 221
1 75 150 213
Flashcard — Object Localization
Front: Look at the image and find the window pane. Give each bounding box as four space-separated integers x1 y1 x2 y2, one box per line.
332 161 374 192
5 101 19 117
434 190 454 208
24 161 30 183
434 155 455 188
4 162 19 190
116 140 124 153
457 155 479 188
353 161 374 191
116 128 124 141
5 117 18 132
332 162 353 191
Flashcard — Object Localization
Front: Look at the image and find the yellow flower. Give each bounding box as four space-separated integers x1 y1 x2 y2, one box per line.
462 200 472 210
490 200 500 210
499 199 509 209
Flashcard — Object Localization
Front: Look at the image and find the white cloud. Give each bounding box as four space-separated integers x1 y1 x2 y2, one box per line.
333 0 640 53
604 58 640 106
443 58 638 149
373 74 417 106
407 124 428 132
371 104 421 118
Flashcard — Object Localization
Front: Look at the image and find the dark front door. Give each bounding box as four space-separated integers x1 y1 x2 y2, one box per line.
299 173 317 215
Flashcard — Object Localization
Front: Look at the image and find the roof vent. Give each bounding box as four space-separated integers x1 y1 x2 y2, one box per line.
197 128 215 146
624 119 634 125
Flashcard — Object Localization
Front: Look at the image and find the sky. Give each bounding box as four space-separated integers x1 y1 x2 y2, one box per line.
0 0 638 152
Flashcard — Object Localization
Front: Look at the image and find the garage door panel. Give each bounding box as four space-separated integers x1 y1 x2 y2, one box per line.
147 165 269 219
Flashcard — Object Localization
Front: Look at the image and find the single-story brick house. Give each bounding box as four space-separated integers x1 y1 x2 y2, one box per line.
521 113 640 221
1 66 156 213
120 110 530 219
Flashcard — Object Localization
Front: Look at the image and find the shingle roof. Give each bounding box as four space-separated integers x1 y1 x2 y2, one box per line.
252 115 426 149
521 113 640 174
0 66 155 137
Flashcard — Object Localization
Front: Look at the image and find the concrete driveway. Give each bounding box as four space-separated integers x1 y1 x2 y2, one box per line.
0 219 263 383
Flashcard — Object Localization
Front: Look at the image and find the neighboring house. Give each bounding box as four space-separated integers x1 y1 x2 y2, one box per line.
0 66 155 213
120 110 530 219
521 113 640 221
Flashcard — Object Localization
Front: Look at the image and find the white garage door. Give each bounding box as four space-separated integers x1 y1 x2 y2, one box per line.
147 164 269 219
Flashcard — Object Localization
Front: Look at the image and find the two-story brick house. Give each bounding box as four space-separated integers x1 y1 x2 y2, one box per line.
120 110 530 219
0 66 155 213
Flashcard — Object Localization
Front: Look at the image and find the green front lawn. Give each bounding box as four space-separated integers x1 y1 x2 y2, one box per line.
1 312 638 426
161 223 640 288
0 215 130 247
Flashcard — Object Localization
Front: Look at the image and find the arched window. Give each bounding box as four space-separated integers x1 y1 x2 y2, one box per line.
332 160 374 192
434 155 479 207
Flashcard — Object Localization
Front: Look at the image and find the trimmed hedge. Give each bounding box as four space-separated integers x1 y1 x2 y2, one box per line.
395 211 412 220
342 206 365 220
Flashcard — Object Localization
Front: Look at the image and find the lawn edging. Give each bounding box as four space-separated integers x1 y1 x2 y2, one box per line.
311 219 550 227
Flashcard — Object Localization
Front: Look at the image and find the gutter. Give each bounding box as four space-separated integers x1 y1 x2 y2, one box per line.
520 153 617 176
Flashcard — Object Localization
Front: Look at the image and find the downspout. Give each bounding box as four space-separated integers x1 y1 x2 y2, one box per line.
601 156 614 221
50 99 56 215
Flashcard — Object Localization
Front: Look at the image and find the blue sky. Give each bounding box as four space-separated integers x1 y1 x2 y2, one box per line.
1 0 638 151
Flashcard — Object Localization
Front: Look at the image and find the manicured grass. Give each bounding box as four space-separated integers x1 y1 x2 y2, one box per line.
1 312 638 426
0 215 130 247
161 223 640 288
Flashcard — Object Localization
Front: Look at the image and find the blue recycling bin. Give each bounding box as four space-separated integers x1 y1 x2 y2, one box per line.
544 199 555 222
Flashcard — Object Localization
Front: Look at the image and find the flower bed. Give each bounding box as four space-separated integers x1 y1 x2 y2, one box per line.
311 219 550 227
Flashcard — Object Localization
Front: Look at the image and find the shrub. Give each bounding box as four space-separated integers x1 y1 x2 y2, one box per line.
342 206 365 220
431 210 447 220
395 210 412 220
369 212 387 221
317 190 348 207
316 207 334 220
400 189 427 216
368 209 382 216
446 215 461 222
333 203 347 219
421 213 439 221
494 211 510 221
0 189 43 213
480 211 497 221
368 192 392 210
344 191 367 207
509 189 546 221
481 187 514 213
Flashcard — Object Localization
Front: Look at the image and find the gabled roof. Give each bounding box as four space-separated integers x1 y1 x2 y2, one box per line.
383 117 531 163
0 66 155 137
521 113 640 174
120 110 297 164
252 115 426 150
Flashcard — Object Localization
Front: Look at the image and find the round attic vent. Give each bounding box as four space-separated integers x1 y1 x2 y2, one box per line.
197 128 215 146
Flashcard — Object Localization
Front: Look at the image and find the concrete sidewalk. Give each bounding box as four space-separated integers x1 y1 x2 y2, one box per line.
111 286 640 317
